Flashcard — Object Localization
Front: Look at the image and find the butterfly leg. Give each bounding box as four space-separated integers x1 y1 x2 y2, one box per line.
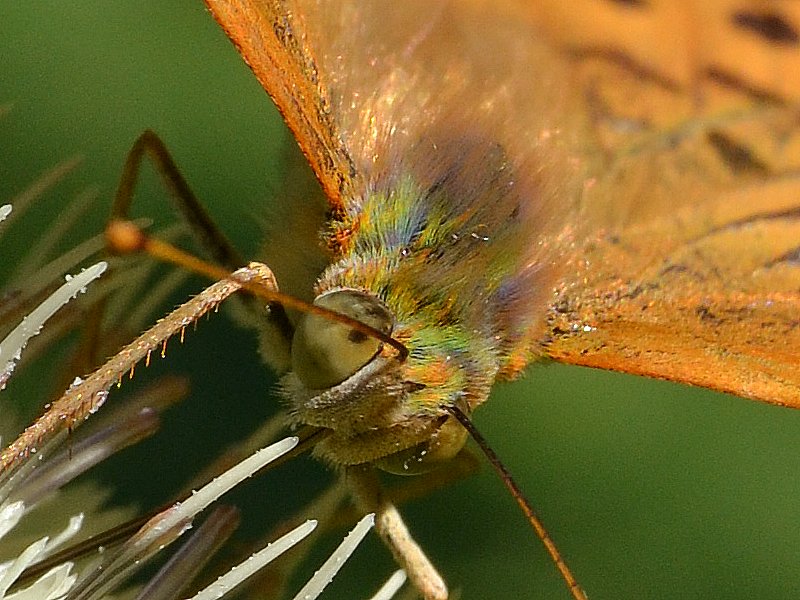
346 465 448 600
0 262 273 479
107 129 294 367
110 129 242 269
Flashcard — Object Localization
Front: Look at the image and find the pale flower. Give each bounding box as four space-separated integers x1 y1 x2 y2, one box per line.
0 191 406 599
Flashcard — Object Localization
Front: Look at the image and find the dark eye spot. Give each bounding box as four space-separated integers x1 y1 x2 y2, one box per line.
403 381 427 393
347 329 369 344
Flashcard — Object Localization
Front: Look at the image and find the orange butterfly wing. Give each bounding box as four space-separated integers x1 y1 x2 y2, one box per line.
205 0 356 211
207 0 800 408
532 1 800 407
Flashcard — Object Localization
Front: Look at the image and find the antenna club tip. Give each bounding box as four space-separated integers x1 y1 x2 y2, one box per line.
106 219 146 254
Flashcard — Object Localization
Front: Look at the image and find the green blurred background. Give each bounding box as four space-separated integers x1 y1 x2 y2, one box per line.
2 3 800 599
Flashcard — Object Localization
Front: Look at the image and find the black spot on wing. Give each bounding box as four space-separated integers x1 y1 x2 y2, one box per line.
732 11 799 45
706 130 770 176
607 0 648 7
706 68 785 104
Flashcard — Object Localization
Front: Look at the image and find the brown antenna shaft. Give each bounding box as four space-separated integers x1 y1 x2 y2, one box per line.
106 219 409 361
446 405 588 600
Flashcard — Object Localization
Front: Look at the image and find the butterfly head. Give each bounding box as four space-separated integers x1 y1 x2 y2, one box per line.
282 287 483 474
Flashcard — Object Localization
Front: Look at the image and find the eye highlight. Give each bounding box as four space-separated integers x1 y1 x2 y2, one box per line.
291 289 394 390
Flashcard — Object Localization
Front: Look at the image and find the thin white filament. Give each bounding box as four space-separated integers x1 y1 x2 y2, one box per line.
0 261 107 386
369 570 407 600
62 438 299 600
175 437 298 527
186 519 318 600
291 513 376 600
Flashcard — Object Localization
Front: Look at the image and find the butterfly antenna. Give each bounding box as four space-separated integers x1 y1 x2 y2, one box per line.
446 405 588 600
105 219 408 360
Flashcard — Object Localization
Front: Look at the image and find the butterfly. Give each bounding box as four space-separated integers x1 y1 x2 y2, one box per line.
3 1 800 598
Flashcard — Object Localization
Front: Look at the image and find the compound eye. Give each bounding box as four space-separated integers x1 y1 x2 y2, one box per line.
291 290 393 390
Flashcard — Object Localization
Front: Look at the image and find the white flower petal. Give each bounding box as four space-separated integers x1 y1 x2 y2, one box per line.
0 502 25 542
39 514 84 561
0 537 48 596
4 562 76 600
